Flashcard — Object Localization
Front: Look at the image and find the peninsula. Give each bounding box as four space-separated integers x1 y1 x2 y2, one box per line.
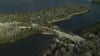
0 5 89 44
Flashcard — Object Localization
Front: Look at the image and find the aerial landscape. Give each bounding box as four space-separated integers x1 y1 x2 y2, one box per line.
0 0 100 56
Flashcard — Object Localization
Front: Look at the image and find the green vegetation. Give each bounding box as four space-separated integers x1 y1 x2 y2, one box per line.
43 22 100 56
31 5 89 24
0 5 89 25
80 22 100 38
79 22 100 56
0 28 42 44
92 0 100 4
0 5 89 44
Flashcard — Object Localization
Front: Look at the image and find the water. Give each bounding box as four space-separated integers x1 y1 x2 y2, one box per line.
0 34 53 56
0 0 100 56
54 0 100 33
0 0 68 12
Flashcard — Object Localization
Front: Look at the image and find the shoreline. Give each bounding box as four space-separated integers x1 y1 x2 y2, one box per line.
50 10 89 23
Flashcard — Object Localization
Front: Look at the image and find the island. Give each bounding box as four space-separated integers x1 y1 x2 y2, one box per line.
0 5 89 44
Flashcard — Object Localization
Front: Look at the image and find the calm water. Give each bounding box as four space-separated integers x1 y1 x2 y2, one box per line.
0 0 69 12
0 34 53 56
0 0 100 56
54 0 100 33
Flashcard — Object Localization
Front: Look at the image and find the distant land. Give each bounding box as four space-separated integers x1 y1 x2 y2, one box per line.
92 0 100 4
